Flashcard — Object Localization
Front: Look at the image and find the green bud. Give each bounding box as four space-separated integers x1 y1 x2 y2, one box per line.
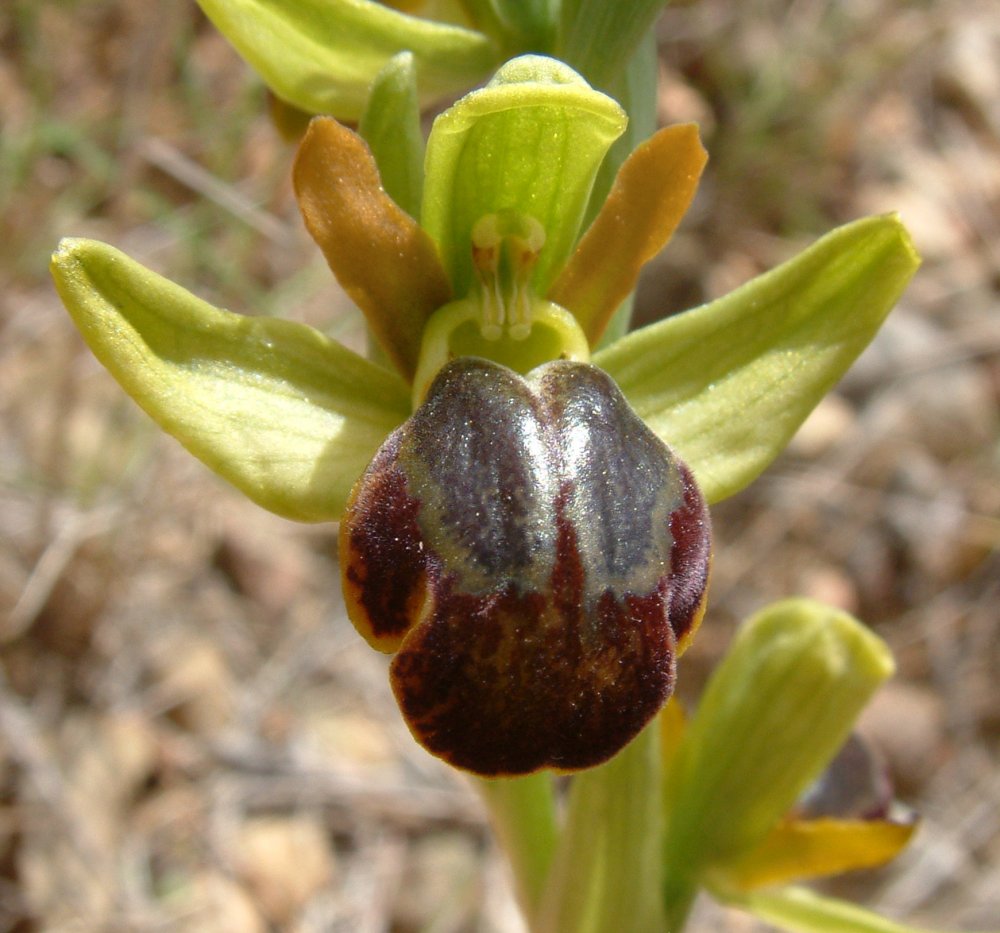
662 599 894 908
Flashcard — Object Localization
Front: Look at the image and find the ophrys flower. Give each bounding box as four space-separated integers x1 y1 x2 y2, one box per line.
50 56 918 776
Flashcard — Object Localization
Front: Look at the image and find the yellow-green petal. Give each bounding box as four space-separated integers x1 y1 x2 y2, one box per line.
595 214 920 505
548 123 707 346
662 599 894 922
195 0 497 121
51 238 410 522
715 817 916 891
293 117 452 380
422 55 627 297
722 885 998 933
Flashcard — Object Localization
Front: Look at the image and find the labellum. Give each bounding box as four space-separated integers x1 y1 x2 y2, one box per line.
341 357 711 776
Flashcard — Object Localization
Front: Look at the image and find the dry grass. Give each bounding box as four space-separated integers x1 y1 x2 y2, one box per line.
1 1 998 930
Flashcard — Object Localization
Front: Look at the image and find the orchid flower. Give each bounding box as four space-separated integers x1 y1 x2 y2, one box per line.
51 56 917 781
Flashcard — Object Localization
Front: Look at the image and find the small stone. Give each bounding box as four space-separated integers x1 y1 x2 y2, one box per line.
152 637 235 736
857 682 948 794
182 873 267 933
212 521 309 617
393 833 481 931
797 565 859 614
787 393 856 459
235 816 336 926
300 708 396 772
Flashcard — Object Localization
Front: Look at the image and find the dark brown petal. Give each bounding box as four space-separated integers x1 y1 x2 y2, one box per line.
339 357 712 775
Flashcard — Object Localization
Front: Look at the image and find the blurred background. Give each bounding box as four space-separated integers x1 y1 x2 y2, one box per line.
1 1 998 929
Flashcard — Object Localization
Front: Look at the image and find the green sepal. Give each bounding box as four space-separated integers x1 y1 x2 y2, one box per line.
557 0 668 90
194 0 497 121
422 55 626 297
594 215 920 506
661 600 894 924
51 239 410 522
359 52 425 218
721 884 997 933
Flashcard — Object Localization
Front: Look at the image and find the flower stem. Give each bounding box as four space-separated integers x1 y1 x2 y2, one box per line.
534 723 666 933
473 771 559 916
663 879 698 932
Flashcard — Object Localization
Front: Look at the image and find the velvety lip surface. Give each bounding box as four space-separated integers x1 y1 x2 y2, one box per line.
341 357 711 775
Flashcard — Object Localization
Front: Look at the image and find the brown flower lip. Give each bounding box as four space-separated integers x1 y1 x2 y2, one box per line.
341 357 711 776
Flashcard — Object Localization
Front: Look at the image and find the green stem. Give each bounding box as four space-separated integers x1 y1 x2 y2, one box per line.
473 771 559 916
663 879 698 933
535 723 666 933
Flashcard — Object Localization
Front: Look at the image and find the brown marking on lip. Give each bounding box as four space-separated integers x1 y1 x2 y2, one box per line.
388 478 676 776
340 434 429 652
667 460 712 653
391 576 675 776
549 483 586 627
